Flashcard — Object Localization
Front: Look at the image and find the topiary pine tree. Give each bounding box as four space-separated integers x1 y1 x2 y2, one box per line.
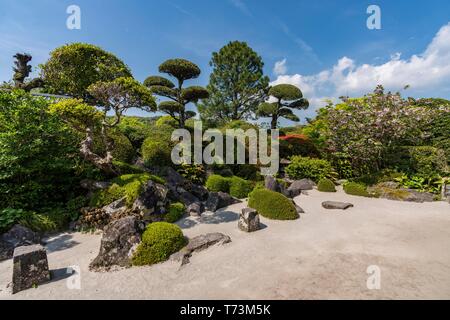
257 84 309 129
11 53 43 91
144 59 209 128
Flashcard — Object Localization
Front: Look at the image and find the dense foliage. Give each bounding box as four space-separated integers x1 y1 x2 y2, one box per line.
198 41 269 127
285 156 333 182
132 222 187 266
248 189 299 220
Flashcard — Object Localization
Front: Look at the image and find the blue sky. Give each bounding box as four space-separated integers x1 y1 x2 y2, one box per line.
1 0 449 124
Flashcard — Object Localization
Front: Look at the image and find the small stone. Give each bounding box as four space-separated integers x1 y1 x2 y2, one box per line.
187 202 203 217
12 244 50 294
238 208 261 232
205 192 241 212
0 225 41 262
322 201 354 210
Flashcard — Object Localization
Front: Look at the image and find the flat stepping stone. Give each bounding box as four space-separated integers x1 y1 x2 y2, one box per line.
322 201 354 210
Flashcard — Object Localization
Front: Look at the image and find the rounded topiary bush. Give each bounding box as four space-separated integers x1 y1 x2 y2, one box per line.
285 156 333 182
229 176 254 199
248 189 299 220
142 137 172 167
164 202 185 223
132 222 187 266
317 178 336 192
343 182 370 197
205 174 230 193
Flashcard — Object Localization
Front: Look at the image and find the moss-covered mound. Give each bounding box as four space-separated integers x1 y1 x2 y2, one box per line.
229 176 254 199
317 178 336 192
89 173 164 208
343 182 370 197
248 189 299 220
164 202 185 223
132 222 187 266
205 174 230 193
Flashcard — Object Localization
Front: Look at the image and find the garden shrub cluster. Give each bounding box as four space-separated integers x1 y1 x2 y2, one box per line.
317 178 336 192
285 156 333 182
164 202 185 223
205 174 253 199
90 173 164 208
248 189 299 220
132 222 187 266
343 182 370 197
142 137 172 167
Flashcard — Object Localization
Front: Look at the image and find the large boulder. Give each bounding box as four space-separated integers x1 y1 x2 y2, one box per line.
0 225 41 262
102 197 127 216
170 233 231 266
286 179 315 197
132 180 169 222
265 175 281 193
187 202 203 217
238 208 261 233
204 192 241 212
12 244 50 294
89 216 141 271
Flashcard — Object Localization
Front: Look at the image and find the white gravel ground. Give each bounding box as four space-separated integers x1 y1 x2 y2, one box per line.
1 188 450 300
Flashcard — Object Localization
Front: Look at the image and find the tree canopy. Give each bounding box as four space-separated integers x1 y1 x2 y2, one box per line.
257 84 309 129
198 41 269 126
41 43 132 102
145 58 208 128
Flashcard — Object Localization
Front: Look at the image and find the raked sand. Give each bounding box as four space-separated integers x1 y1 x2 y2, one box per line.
1 187 450 300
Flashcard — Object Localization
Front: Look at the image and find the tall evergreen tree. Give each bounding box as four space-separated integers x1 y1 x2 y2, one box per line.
198 41 269 127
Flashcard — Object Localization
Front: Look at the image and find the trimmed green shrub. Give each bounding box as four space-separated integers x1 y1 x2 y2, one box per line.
132 222 187 266
343 182 370 197
248 189 299 220
285 156 333 182
141 137 172 167
317 178 336 192
229 176 254 199
89 173 164 208
156 115 178 128
165 202 185 223
205 174 230 193
94 130 135 163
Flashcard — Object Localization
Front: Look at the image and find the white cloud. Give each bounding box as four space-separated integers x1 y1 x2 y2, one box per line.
273 58 287 76
229 0 252 17
271 22 450 119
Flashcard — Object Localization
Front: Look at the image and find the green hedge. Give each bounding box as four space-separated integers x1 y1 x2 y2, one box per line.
142 137 172 167
285 156 333 182
317 178 336 192
229 176 254 199
248 189 299 220
343 182 370 197
164 202 185 223
205 174 230 193
132 222 187 266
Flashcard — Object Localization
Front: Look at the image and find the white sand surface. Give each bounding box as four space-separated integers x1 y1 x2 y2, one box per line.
1 188 450 300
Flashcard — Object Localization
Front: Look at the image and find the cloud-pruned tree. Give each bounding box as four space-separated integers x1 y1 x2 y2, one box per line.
9 53 43 91
41 43 132 102
144 59 209 128
257 84 309 129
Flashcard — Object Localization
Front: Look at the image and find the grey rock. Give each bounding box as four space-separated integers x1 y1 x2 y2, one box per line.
404 189 435 203
205 192 241 212
12 244 50 294
322 201 354 210
89 216 141 271
190 184 209 201
132 181 168 216
187 202 203 217
102 197 127 216
170 233 231 266
265 175 281 192
80 179 112 191
238 208 261 232
164 167 185 185
378 181 400 189
0 225 41 262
